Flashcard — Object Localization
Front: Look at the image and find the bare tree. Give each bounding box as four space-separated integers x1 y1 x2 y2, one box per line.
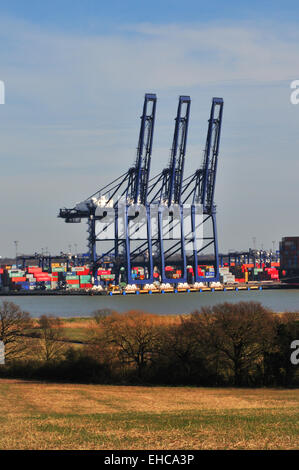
159 317 199 376
38 315 66 361
189 302 276 386
89 310 161 378
93 308 116 324
0 301 32 361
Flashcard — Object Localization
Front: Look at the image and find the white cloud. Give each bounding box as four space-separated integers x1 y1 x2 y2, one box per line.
1 17 299 255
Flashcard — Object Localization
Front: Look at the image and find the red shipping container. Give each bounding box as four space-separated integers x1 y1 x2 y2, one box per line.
27 267 42 273
11 277 26 282
73 269 88 276
80 283 93 288
66 279 79 285
98 269 111 275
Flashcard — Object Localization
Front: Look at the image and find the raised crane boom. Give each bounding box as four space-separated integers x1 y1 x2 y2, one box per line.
160 95 191 206
128 93 157 205
182 97 224 209
201 97 223 211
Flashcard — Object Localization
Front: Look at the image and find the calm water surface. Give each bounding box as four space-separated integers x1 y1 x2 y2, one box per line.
2 289 299 317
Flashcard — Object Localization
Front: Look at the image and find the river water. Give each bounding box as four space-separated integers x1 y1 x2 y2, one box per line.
1 289 299 317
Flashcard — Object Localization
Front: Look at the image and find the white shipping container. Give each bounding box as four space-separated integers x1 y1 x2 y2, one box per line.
219 267 230 273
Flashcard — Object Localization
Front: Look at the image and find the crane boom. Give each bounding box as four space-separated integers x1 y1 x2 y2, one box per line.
160 95 191 206
201 97 223 211
129 93 157 205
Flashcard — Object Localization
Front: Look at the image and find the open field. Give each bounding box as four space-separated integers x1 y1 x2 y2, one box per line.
0 379 298 450
30 317 94 343
29 314 181 344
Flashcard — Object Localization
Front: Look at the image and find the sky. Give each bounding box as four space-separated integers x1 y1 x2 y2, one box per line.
1 1 299 257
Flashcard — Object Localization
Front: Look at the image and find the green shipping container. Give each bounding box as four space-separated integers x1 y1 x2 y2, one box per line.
101 274 115 280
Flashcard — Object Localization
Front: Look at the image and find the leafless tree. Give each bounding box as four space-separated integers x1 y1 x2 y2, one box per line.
38 315 66 361
88 310 162 377
0 301 32 361
189 302 276 386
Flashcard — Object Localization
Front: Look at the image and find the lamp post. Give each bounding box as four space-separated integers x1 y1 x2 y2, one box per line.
14 241 19 266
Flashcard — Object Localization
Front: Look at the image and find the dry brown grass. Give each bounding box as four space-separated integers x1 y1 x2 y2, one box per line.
0 379 298 450
30 314 181 345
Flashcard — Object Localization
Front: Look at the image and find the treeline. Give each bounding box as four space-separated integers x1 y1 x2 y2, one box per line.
0 300 298 387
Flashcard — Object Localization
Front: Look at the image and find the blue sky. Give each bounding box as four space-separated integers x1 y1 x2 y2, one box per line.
1 1 299 257
0 1 298 30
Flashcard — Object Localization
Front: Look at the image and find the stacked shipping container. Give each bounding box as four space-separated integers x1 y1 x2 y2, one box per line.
0 258 281 291
279 236 299 284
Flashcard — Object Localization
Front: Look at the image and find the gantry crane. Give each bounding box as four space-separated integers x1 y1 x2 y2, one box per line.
59 94 224 286
182 97 224 282
147 96 191 283
59 93 157 284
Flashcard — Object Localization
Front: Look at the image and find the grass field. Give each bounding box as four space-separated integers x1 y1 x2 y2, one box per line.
0 379 298 450
30 314 181 345
30 317 93 344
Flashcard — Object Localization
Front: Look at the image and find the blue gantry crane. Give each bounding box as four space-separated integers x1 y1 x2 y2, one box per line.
148 96 191 284
59 94 224 286
182 97 224 282
59 93 157 284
